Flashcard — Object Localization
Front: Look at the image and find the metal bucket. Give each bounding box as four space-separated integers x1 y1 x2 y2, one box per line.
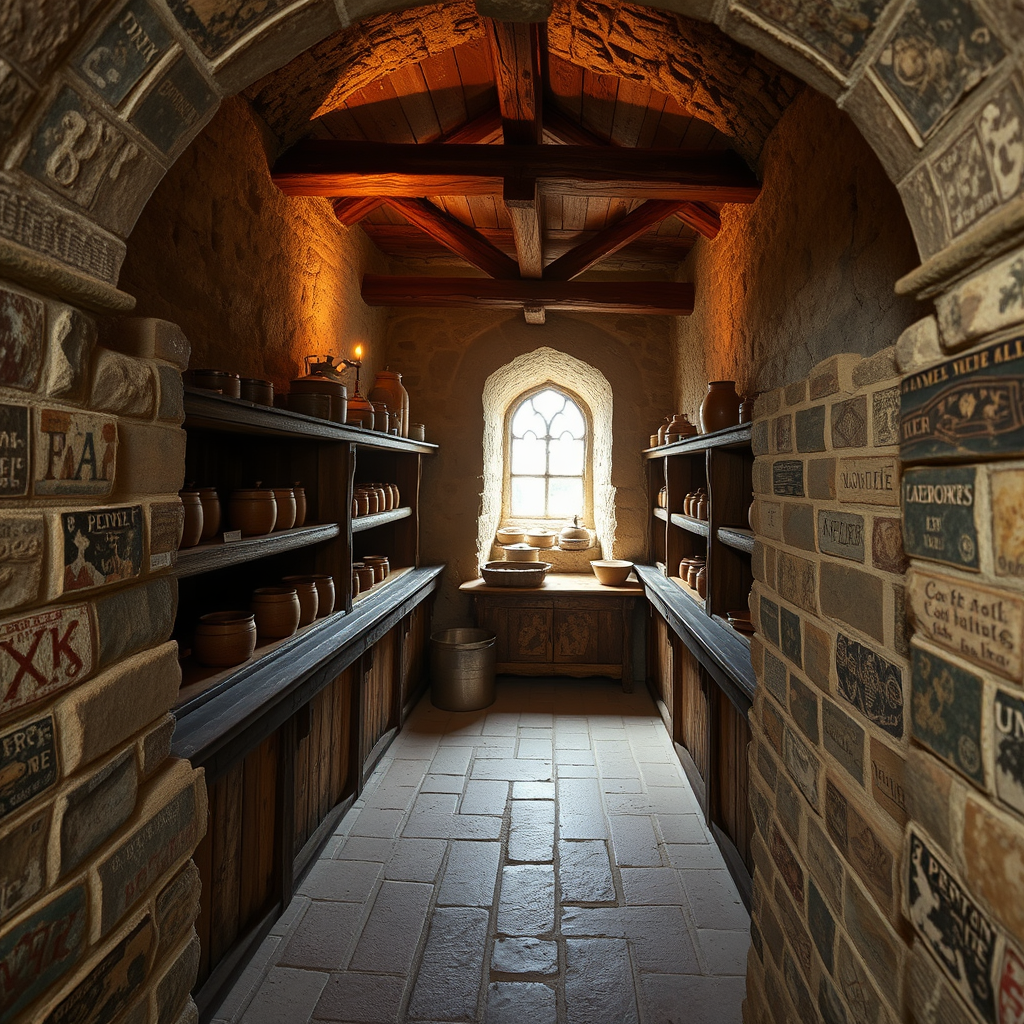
430 628 497 711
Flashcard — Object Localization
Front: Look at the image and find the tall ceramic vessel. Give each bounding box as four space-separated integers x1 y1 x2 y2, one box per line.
369 370 410 437
699 381 742 434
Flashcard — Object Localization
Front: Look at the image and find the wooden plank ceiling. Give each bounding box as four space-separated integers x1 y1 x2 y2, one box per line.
271 21 759 318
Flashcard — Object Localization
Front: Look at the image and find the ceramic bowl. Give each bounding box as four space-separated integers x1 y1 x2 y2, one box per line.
194 611 257 667
496 527 526 545
526 530 556 549
504 543 539 562
480 561 551 587
591 560 633 586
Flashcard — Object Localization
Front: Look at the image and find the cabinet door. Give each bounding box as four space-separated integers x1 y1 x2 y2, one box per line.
479 599 553 663
552 605 622 664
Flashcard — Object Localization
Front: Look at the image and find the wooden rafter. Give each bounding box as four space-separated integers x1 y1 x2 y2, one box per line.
332 197 384 226
361 275 695 314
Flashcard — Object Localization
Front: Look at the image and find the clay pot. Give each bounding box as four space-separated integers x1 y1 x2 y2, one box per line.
293 485 307 527
355 491 370 517
699 381 742 434
696 567 707 599
669 413 697 438
193 369 240 398
409 423 425 442
288 392 331 419
526 530 556 549
352 497 359 518
240 378 274 405
306 574 336 617
281 577 318 625
697 494 708 520
273 488 297 531
650 435 660 448
370 402 389 433
354 563 375 592
362 555 389 583
347 391 374 429
657 417 671 445
389 483 400 508
193 611 257 668
229 488 277 536
351 569 361 598
251 587 301 639
360 487 379 515
369 369 411 437
560 517 590 542
290 375 347 423
657 485 667 508
198 487 221 540
739 395 756 423
179 491 203 548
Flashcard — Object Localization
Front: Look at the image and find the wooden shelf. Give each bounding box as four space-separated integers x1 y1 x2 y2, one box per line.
352 506 413 533
670 513 710 537
174 523 341 578
653 507 668 521
643 422 752 457
717 526 754 553
670 575 706 607
183 387 437 453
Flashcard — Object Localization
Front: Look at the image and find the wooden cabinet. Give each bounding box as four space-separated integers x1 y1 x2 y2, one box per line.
639 423 755 905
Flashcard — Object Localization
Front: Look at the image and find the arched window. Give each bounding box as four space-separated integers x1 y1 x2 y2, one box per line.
505 386 590 520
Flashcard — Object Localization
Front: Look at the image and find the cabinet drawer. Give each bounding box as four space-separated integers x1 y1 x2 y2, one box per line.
553 608 622 664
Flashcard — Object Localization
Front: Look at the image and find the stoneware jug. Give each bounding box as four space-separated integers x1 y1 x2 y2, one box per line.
699 381 741 434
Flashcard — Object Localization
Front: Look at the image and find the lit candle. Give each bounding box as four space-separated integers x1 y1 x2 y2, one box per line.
354 344 363 361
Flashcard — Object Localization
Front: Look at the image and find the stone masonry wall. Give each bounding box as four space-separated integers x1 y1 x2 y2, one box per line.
0 301 207 1024
743 350 912 1024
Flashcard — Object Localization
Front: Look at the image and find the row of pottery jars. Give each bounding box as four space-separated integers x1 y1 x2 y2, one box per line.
679 557 706 593
353 483 399 517
683 490 708 520
655 413 698 446
352 555 390 596
179 486 223 547
227 485 308 537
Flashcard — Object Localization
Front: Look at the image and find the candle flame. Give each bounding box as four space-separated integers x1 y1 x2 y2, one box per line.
354 344 363 360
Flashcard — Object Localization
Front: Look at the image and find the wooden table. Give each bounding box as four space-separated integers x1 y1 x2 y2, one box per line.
460 573 643 690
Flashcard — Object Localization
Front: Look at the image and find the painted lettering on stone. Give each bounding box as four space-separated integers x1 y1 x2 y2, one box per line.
0 714 58 820
901 334 1024 461
902 465 978 570
128 55 216 155
61 505 142 593
908 569 1023 682
869 738 907 827
0 807 48 923
836 457 899 506
0 884 87 1019
991 469 1024 579
825 779 893 906
0 404 29 496
34 408 116 496
0 603 94 718
835 632 904 738
773 460 804 496
911 644 985 785
0 515 45 613
818 510 864 561
822 701 864 783
1000 944 1024 1024
994 688 1024 818
907 829 999 1023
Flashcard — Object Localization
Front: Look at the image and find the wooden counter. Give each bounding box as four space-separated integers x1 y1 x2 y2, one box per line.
460 572 643 689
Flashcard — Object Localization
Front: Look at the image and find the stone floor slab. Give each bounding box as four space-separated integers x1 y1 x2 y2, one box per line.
438 841 502 907
490 937 559 976
239 967 329 1024
485 982 557 1023
407 908 490 1021
348 881 433 974
564 938 639 1024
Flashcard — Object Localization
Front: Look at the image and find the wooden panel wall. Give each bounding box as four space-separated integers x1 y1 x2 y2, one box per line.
712 688 753 873
362 627 397 757
678 643 709 783
401 605 428 711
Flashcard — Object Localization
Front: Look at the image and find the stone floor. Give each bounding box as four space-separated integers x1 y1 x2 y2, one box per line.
211 676 750 1024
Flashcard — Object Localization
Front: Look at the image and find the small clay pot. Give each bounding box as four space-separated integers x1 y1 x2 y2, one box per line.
377 483 394 511
389 483 400 507
288 392 332 419
696 567 707 599
306 574 336 617
371 403 389 433
273 488 297 531
409 423 425 442
739 396 755 423
251 587 300 639
363 488 380 515
198 487 221 540
293 485 307 527
351 568 361 598
240 378 274 405
657 486 667 509
373 485 387 512
657 417 671 445
230 487 277 536
355 491 370 517
282 577 318 625
362 555 389 583
347 392 374 429
193 611 257 668
179 490 203 548
354 563 375 592
697 494 708 520
193 369 240 398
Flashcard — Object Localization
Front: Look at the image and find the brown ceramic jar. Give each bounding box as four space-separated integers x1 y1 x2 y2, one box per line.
229 487 277 536
193 369 240 397
306 574 336 616
251 587 300 639
696 566 707 599
355 491 370 517
347 391 374 429
362 555 389 583
194 611 257 668
697 493 708 520
371 402 389 433
240 378 274 405
179 490 203 548
281 577 318 625
354 564 375 592
699 381 742 434
198 487 221 540
351 568 361 598
293 485 307 527
273 487 297 531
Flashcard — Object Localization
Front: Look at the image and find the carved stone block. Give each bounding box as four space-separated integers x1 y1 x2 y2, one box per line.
164 0 292 59
872 386 900 446
898 164 949 259
61 505 143 593
902 465 978 570
772 460 803 496
825 778 894 908
994 686 1024 818
46 307 97 402
831 396 867 449
990 468 1024 579
871 517 906 574
0 806 48 924
128 55 217 156
0 714 57 821
34 407 117 496
835 632 904 738
0 514 45 613
937 246 1024 350
822 699 864 784
784 725 820 809
818 510 864 562
0 285 44 392
0 403 29 497
836 457 898 505
869 738 907 826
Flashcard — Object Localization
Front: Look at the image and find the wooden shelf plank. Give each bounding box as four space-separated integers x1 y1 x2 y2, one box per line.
174 523 342 578
351 507 413 534
653 507 668 522
717 526 754 553
669 513 710 537
183 387 437 454
643 422 752 457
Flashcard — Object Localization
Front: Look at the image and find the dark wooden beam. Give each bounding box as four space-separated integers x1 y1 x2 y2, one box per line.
504 177 543 279
439 108 504 144
272 142 761 203
382 197 520 279
674 201 720 239
361 275 695 314
544 200 687 280
485 21 542 145
332 197 384 226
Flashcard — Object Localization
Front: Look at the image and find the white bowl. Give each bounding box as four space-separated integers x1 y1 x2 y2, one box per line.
504 543 539 562
591 560 633 585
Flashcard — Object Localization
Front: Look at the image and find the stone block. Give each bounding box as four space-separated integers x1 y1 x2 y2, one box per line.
783 948 813 1019
893 584 910 659
868 738 906 828
59 743 138 875
750 780 773 841
789 674 818 743
763 545 777 589
104 319 191 371
772 460 804 497
156 863 201 957
759 501 783 541
820 563 884 641
761 694 784 753
818 510 865 563
44 306 96 403
810 355 860 400
836 939 882 1024
836 457 898 506
94 576 177 669
902 465 978 571
821 699 864 785
773 877 812 975
807 458 836 500
826 779 895 912
34 406 117 497
774 771 802 842
936 245 1024 350
831 396 867 449
895 316 942 373
905 748 955 855
817 974 847 1024
785 381 807 407
752 420 769 456
907 568 1023 683
0 600 96 721
42 912 154 1024
805 817 843 912
154 931 201 1024
908 940 978 1024
784 726 820 810
54 641 181 774
843 877 901 1009
758 902 784 970
770 824 804 907
760 597 780 647
851 348 897 390
156 364 184 423
772 415 792 455
795 406 825 453
910 642 984 786
0 805 49 924
0 514 45 613
58 505 144 596
95 758 206 935
803 620 831 691
755 390 781 419
149 501 184 571
963 797 1024 941
778 552 816 614
140 714 175 781
113 422 186 498
0 402 29 497
871 518 905 574
871 387 900 448
990 467 1024 580
753 459 771 496
835 632 904 738
781 606 802 667
0 284 45 394
757 743 778 790
0 712 58 822
90 350 157 418
782 503 814 551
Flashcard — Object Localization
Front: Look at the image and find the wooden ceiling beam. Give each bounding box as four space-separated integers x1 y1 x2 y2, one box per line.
485 21 542 146
332 197 384 226
272 142 761 203
361 275 695 315
544 200 687 280
504 176 543 279
382 197 520 279
438 108 504 145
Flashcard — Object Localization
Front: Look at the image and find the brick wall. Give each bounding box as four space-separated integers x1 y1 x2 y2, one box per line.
0 300 206 1024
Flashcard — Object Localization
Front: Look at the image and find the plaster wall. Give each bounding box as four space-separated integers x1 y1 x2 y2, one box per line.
672 89 921 421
